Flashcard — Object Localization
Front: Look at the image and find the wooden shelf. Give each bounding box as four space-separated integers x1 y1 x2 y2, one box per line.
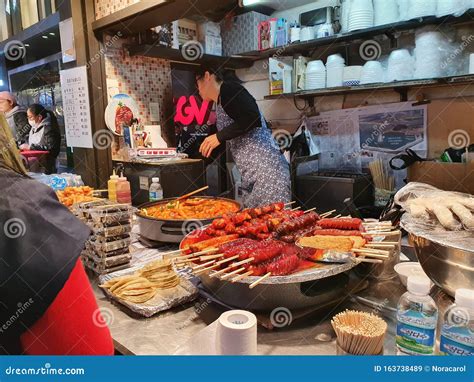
92 0 237 37
238 10 474 59
264 75 474 100
127 44 254 69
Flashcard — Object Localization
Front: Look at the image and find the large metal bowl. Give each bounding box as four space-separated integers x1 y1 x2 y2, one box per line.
198 262 358 310
407 232 474 297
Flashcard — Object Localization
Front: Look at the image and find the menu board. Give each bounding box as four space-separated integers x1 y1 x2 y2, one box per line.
60 66 93 148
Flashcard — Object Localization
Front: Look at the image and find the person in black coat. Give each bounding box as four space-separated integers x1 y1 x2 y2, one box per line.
0 91 30 146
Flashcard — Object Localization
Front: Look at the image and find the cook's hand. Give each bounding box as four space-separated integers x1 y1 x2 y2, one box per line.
19 144 29 150
199 134 220 158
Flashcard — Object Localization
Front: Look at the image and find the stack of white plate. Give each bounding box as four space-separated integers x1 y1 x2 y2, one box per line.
386 49 414 82
343 65 363 86
348 0 374 32
414 30 446 79
305 60 326 90
360 61 384 84
437 0 469 17
374 0 399 26
409 0 437 18
326 54 345 87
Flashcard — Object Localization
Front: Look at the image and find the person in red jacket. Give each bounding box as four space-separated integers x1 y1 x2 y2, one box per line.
0 115 114 355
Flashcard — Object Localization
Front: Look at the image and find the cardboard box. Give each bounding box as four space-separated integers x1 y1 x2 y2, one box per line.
408 161 474 194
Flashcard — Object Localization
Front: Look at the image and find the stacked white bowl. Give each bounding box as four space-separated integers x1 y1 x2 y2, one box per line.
398 0 409 20
409 0 437 18
414 30 446 79
305 60 326 90
326 54 345 87
360 61 385 84
374 0 399 26
437 0 469 16
386 49 414 82
343 66 363 86
348 0 374 32
340 0 351 33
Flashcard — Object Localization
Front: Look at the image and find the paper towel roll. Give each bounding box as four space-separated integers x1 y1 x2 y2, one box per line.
216 310 257 355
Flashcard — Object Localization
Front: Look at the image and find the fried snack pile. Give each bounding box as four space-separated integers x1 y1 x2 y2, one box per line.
56 186 97 207
101 259 180 304
101 276 156 304
138 259 180 289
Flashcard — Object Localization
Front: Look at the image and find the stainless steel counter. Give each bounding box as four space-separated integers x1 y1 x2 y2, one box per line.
91 272 453 356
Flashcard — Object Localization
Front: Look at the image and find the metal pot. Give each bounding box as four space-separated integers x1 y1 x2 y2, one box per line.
136 196 241 243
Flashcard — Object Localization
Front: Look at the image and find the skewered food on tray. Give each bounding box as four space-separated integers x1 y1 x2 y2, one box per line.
140 197 240 220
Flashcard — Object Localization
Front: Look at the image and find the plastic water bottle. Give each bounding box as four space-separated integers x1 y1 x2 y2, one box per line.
396 275 438 355
439 288 474 356
149 177 163 202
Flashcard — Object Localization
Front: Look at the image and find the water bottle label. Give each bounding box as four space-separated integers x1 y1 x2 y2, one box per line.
149 192 158 201
440 334 474 356
440 324 474 356
396 322 435 354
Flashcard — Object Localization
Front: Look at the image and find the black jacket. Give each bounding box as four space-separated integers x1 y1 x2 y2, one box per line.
5 106 31 146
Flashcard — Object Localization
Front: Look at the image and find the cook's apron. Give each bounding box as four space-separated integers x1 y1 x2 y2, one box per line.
216 103 291 208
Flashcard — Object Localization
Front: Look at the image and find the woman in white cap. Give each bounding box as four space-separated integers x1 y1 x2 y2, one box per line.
0 91 30 146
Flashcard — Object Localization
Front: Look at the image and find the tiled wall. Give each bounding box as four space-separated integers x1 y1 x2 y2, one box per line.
96 0 174 145
95 0 140 19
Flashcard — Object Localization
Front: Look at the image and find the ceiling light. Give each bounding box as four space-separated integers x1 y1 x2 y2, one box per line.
42 35 48 39
49 32 55 36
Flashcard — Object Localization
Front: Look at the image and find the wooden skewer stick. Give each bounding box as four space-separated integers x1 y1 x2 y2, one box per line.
353 252 389 259
355 258 384 264
355 248 390 255
174 256 200 264
176 185 209 201
192 260 216 270
212 257 255 278
291 206 302 211
284 201 296 206
199 253 225 261
249 272 272 289
365 243 396 249
215 255 239 266
320 209 336 218
304 207 317 214
363 220 392 225
194 263 220 275
362 230 401 237
173 247 217 261
231 270 253 283
333 214 342 218
220 267 246 280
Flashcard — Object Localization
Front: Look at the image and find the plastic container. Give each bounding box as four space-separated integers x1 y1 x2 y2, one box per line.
108 171 119 202
149 177 163 202
116 175 132 204
396 275 438 355
439 288 474 356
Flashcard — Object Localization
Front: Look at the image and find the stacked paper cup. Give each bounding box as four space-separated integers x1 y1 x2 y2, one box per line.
409 0 437 18
360 61 385 84
348 0 374 32
387 49 414 82
437 0 469 17
414 30 446 79
305 60 326 90
343 66 363 86
326 54 346 87
374 0 399 26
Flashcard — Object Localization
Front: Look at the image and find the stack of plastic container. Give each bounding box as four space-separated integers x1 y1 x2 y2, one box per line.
78 200 133 274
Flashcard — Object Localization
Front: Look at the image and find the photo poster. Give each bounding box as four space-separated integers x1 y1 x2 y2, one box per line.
171 67 216 158
307 102 428 188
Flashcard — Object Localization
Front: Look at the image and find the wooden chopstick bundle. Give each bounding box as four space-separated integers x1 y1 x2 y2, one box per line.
331 310 387 355
369 159 394 191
